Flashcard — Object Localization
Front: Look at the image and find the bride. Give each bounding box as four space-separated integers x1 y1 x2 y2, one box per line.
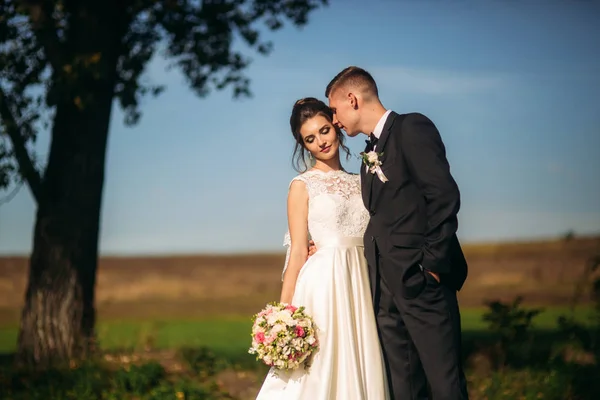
255 97 389 399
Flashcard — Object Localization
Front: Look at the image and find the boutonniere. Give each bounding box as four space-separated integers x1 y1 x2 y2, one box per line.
359 151 388 183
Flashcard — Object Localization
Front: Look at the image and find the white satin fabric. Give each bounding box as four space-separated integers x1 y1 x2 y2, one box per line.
255 236 390 400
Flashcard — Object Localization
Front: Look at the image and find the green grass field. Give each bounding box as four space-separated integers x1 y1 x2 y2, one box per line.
0 306 593 356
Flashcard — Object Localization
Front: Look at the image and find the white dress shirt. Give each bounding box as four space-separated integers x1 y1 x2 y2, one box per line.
371 109 392 151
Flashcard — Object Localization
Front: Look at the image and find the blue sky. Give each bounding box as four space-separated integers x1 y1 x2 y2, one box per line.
1 0 599 255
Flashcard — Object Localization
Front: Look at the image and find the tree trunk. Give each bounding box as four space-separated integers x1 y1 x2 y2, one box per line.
16 3 127 366
17 99 114 366
17 204 101 365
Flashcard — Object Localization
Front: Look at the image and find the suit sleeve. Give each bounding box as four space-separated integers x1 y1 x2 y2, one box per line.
400 113 460 275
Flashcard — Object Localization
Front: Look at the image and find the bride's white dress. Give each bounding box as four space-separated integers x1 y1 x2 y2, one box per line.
255 169 390 400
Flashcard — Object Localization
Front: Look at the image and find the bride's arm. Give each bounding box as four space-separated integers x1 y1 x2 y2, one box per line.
279 179 309 304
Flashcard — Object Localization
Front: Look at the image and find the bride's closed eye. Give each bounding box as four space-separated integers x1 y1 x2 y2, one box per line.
305 129 331 144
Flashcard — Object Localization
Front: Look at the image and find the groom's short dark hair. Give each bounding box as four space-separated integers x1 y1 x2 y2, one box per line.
325 66 379 98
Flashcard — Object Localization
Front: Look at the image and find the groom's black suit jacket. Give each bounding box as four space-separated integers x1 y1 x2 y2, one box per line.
361 111 468 298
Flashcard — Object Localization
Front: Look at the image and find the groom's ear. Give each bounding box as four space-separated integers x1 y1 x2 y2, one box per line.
348 92 358 109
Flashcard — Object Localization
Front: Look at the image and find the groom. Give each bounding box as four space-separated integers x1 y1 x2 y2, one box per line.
325 66 469 400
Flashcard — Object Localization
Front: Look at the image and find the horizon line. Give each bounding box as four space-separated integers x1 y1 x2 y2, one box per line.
1 232 597 259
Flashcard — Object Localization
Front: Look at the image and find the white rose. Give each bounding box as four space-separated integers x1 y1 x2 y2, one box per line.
267 314 279 325
276 310 295 326
270 323 285 335
367 152 379 164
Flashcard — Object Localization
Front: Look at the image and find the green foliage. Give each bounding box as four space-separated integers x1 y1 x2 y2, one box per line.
472 255 600 398
112 361 165 396
178 346 229 379
553 254 600 364
0 359 232 400
0 138 17 187
482 296 544 367
0 0 328 191
472 365 600 400
1 346 598 400
483 296 544 341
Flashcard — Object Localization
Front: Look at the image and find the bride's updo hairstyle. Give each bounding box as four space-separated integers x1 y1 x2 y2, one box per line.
289 97 351 173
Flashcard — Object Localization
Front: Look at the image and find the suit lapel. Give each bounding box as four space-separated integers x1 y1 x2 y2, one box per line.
366 112 398 210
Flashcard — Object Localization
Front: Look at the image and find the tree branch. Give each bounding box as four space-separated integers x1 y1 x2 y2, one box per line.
19 0 63 72
0 88 43 204
0 181 23 206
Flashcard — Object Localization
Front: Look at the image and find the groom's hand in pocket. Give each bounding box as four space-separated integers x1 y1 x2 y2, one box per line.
426 270 440 283
420 264 440 283
307 240 317 258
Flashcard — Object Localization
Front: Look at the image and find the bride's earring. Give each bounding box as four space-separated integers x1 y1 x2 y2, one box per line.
308 153 313 160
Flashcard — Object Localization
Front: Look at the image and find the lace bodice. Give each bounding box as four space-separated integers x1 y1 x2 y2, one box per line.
281 169 369 279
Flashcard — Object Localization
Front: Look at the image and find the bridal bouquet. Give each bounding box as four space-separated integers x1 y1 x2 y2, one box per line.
249 302 319 371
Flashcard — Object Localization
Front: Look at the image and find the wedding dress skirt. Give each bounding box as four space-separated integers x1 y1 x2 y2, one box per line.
255 236 390 400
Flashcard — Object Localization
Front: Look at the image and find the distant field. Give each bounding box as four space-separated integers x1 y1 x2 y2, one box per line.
0 234 598 327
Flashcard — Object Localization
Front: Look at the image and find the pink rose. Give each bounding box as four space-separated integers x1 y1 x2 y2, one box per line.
254 332 265 343
285 305 298 313
265 334 276 344
295 326 305 337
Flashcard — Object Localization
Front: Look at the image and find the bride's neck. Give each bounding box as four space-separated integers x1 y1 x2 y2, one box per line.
313 157 343 172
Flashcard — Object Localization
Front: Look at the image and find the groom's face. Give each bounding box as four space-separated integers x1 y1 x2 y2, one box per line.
328 90 360 137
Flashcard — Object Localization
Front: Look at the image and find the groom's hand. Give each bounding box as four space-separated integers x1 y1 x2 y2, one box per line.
307 240 317 258
426 270 440 283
